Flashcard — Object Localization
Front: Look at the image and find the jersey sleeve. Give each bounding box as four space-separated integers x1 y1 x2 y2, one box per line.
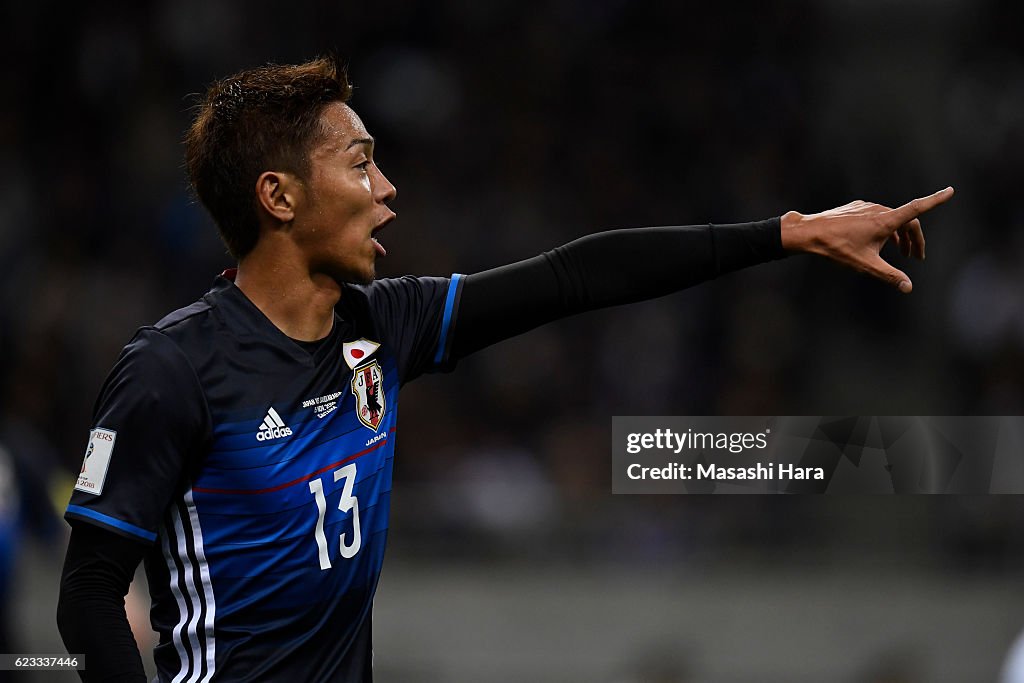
65 327 209 544
344 275 464 384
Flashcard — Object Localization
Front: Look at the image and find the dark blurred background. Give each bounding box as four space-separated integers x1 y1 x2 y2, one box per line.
1 0 1023 681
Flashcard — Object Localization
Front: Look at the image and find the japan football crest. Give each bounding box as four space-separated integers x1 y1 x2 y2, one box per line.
351 360 386 431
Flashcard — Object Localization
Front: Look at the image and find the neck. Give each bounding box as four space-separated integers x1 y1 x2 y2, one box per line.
234 249 341 342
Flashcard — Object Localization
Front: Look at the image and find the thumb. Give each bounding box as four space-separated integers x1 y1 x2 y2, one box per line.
864 254 913 293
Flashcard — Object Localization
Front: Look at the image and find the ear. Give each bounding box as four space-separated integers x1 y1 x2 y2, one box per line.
254 171 300 225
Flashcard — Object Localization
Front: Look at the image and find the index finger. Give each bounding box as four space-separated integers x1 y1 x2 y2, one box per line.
886 186 955 226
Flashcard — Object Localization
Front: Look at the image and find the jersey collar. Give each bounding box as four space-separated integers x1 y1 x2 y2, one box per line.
205 272 345 367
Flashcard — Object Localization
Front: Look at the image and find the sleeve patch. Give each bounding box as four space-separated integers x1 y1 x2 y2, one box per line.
75 428 117 496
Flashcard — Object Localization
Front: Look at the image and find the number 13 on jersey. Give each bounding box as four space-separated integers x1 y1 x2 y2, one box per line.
308 463 362 569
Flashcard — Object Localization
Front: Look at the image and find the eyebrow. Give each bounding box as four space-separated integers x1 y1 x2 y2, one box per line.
345 137 375 151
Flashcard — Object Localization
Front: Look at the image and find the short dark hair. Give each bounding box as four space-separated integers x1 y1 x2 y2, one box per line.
185 57 353 259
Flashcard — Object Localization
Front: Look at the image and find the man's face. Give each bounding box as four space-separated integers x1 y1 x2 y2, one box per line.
293 102 397 284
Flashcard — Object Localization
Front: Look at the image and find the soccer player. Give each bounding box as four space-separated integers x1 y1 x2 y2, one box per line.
56 57 953 682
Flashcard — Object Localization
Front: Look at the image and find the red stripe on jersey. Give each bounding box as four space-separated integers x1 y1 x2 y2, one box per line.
193 427 397 495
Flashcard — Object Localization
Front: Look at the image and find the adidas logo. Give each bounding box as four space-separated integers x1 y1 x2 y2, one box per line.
256 407 293 442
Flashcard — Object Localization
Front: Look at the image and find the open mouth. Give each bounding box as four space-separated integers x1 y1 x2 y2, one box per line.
371 215 394 256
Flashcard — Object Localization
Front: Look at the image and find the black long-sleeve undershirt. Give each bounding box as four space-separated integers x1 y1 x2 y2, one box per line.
57 523 148 682
57 217 787 680
450 218 785 359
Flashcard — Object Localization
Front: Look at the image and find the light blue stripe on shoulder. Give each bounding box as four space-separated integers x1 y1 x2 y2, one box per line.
66 505 158 542
434 274 463 365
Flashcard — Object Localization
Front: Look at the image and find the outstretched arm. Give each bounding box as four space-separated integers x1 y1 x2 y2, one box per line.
449 187 954 360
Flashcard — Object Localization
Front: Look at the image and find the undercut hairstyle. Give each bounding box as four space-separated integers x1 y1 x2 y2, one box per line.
185 57 353 259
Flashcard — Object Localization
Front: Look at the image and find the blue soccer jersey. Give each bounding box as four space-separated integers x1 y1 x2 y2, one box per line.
65 272 464 681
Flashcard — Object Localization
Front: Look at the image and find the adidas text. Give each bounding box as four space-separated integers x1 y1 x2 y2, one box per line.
257 426 293 441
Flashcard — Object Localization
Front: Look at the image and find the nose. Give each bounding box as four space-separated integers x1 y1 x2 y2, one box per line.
373 165 397 204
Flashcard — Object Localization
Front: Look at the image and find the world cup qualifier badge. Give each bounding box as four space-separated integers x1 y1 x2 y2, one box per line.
351 360 386 431
76 428 117 495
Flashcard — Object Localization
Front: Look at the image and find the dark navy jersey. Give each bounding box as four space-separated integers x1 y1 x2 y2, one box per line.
65 273 464 682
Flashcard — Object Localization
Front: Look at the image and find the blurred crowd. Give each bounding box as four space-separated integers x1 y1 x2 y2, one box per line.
0 0 1022 674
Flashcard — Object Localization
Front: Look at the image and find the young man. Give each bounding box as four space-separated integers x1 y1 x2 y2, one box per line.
56 57 952 682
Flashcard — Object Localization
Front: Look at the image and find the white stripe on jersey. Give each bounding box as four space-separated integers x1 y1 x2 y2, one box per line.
163 490 217 683
172 503 201 682
162 522 194 683
184 489 217 682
